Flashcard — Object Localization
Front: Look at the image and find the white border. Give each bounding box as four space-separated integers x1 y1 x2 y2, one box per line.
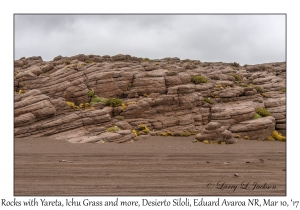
2 0 297 209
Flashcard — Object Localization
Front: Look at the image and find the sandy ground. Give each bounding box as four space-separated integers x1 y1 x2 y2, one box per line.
14 136 286 196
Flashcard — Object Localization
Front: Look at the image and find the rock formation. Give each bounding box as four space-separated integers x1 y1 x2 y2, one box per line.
195 122 235 144
14 54 286 143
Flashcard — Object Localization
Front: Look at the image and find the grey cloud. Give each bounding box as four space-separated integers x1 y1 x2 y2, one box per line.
15 14 285 65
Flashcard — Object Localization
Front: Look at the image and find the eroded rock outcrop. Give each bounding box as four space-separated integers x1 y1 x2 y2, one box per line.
195 122 235 144
229 116 276 140
14 54 286 143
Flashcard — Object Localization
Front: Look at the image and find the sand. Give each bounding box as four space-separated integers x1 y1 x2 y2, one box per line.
14 136 286 196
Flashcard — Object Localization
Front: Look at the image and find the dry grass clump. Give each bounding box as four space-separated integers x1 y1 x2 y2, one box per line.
143 58 154 63
180 131 192 137
204 97 214 104
87 89 123 106
272 130 286 141
231 73 242 82
191 75 207 84
255 107 272 117
18 89 26 93
132 129 139 139
87 89 95 97
202 140 228 145
66 101 94 111
253 113 262 119
106 126 121 132
253 85 265 94
138 124 150 134
279 88 286 93
266 136 275 141
160 131 174 136
90 95 103 104
231 62 240 67
106 98 124 107
66 101 79 110
115 116 124 121
64 60 71 65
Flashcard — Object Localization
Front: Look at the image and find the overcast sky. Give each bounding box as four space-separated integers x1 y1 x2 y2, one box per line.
14 14 285 65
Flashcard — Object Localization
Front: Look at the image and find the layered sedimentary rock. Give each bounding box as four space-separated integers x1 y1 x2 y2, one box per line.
195 122 235 144
14 54 286 143
229 116 276 140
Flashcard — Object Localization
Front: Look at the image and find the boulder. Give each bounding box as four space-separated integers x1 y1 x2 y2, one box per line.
229 116 276 140
205 122 221 130
195 124 234 144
